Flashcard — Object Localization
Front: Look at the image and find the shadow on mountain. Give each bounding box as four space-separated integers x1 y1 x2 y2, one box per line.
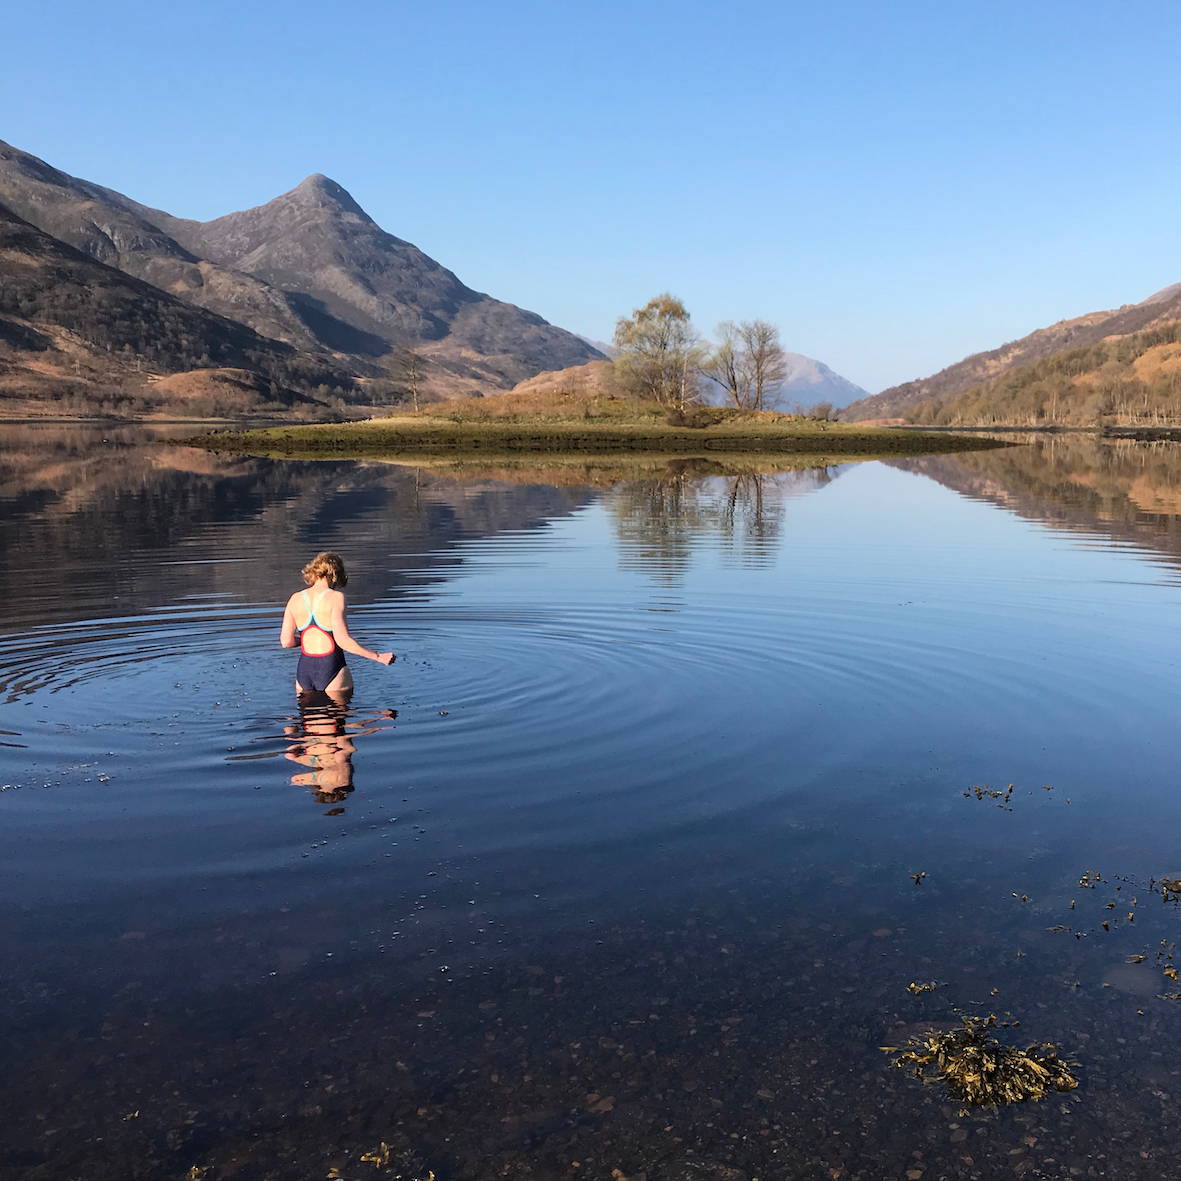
286 292 393 358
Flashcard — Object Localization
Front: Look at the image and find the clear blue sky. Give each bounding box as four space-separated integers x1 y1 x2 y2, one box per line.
5 0 1180 392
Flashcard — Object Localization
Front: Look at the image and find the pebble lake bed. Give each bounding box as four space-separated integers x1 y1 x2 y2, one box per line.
4 425 1181 1180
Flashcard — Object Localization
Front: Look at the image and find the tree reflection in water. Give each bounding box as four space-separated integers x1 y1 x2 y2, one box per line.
608 459 841 581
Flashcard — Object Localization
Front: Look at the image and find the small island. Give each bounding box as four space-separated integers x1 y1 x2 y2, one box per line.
189 388 1009 459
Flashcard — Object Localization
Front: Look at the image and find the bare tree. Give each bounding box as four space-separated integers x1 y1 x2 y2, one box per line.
701 320 787 410
701 321 750 408
744 320 788 410
613 294 705 409
395 345 425 412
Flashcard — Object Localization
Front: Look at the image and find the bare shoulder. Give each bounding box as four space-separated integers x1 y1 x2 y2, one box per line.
286 589 306 608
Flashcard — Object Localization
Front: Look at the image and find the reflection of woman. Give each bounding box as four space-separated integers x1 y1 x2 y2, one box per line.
284 698 398 803
285 705 356 800
279 552 394 698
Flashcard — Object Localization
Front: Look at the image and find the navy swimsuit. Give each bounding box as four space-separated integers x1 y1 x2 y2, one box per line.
296 590 346 692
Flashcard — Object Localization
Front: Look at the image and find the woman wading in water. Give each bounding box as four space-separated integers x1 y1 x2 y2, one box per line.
280 552 394 699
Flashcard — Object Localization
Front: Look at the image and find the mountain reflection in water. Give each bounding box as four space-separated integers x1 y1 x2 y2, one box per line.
0 422 597 638
895 436 1181 578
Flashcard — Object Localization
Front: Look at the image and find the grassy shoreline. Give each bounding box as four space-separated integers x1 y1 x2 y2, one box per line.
187 407 1011 458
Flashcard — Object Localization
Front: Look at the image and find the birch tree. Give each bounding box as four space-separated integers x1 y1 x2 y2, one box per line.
613 294 705 409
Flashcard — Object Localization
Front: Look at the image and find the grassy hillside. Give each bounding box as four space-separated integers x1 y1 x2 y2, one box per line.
844 282 1181 422
907 321 1181 427
190 390 1009 457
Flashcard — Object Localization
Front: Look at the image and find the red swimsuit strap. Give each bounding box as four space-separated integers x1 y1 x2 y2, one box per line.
300 623 337 655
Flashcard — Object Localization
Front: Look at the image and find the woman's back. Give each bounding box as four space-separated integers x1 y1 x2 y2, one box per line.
280 551 394 697
291 586 341 656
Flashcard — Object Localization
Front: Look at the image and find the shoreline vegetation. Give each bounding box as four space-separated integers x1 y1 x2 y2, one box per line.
187 392 1010 459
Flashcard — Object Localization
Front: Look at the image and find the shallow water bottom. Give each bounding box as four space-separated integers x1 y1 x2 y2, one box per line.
6 773 1181 1181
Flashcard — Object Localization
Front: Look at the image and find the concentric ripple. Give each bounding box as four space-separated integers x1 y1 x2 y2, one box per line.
4 442 1181 901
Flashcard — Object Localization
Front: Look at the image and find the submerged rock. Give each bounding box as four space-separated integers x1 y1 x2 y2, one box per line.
1103 962 1160 997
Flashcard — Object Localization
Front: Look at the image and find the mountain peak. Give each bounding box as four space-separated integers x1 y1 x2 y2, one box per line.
295 172 335 193
276 173 371 221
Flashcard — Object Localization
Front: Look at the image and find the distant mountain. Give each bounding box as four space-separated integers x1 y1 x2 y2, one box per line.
123 173 604 393
779 353 868 409
577 335 619 358
0 200 352 417
0 138 603 402
842 282 1181 421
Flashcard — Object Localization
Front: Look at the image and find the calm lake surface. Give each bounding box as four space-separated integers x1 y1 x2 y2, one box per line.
4 426 1181 1180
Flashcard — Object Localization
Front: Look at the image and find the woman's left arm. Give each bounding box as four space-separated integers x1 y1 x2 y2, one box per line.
333 596 394 664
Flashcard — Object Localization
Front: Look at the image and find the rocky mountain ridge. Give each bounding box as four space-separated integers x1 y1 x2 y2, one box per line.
0 138 603 408
148 173 603 390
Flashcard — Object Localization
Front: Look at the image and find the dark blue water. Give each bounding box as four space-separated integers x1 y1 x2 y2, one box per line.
3 427 1181 1180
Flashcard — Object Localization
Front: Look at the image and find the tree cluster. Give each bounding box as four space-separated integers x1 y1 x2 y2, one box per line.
611 295 790 412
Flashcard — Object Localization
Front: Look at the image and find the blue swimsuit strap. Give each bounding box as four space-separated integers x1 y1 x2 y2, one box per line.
302 589 334 633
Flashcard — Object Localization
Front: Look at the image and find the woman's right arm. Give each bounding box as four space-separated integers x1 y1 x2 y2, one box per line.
279 598 298 648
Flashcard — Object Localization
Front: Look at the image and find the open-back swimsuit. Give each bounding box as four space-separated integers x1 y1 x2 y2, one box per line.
296 589 346 692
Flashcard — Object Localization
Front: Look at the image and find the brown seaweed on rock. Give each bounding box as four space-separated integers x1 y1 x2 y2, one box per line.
885 1015 1078 1109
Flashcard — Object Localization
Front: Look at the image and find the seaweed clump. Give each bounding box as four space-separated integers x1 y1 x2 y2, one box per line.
325 1139 436 1180
964 784 1014 810
886 1015 1078 1109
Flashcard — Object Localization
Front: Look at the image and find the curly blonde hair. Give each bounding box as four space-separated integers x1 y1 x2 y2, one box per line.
301 551 348 588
